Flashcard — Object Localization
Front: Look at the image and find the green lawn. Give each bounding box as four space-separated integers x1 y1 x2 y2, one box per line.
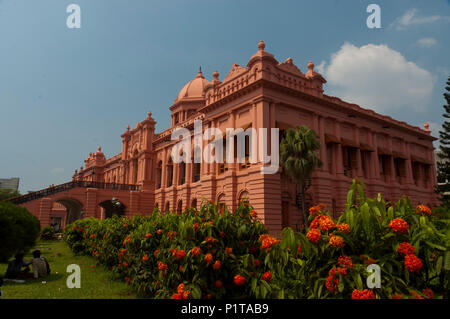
0 240 135 299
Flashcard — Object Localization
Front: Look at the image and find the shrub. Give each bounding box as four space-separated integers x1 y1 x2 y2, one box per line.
40 226 54 240
63 181 450 299
0 202 40 262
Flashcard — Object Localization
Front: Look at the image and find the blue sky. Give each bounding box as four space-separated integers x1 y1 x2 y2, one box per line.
0 0 449 193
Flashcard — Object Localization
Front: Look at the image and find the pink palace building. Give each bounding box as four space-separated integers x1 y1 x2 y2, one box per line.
15 41 438 236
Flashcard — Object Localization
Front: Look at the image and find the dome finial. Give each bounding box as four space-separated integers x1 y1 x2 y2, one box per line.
424 122 430 133
307 61 315 71
196 66 204 78
213 70 219 81
258 40 265 51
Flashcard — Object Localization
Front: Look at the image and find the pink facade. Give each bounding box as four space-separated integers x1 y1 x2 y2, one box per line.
20 41 438 236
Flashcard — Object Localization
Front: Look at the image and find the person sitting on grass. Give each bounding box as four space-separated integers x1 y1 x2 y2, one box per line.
31 250 50 279
4 253 33 279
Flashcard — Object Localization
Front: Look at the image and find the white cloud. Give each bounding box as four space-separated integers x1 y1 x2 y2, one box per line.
416 37 437 48
322 43 434 114
390 8 450 30
50 168 65 174
316 60 326 74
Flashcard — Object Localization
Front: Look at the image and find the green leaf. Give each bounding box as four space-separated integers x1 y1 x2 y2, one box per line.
436 256 443 275
425 241 446 251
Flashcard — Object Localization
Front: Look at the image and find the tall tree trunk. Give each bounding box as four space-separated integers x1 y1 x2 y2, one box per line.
301 181 308 228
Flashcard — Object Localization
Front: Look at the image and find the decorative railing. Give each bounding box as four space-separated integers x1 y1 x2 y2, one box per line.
5 181 141 205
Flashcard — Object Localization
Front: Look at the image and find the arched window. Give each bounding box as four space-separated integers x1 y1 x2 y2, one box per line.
177 200 183 214
166 159 173 187
179 162 186 185
191 198 197 210
238 191 249 205
156 161 162 189
192 146 201 183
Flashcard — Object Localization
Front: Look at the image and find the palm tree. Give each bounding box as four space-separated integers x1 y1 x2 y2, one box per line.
279 125 322 228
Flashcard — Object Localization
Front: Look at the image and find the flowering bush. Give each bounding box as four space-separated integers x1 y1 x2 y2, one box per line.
63 180 450 299
64 201 273 298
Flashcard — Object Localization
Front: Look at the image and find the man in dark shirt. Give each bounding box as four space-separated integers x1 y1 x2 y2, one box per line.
4 253 32 279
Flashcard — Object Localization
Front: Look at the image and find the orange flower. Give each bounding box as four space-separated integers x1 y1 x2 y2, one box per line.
338 255 353 269
215 280 223 289
261 271 272 282
191 247 201 256
205 253 213 264
336 223 350 234
145 233 152 238
172 293 182 299
390 293 404 299
319 215 335 232
397 242 415 256
213 260 221 270
250 210 257 218
142 255 149 261
297 243 301 255
154 249 160 258
309 205 320 216
176 249 186 259
306 229 321 243
123 224 127 227
225 247 232 256
422 288 434 299
205 236 215 244
404 254 422 273
182 290 190 299
157 261 168 271
416 204 432 216
234 274 245 286
156 229 163 235
329 234 345 248
179 265 183 272
193 223 199 231
260 235 280 251
177 283 184 294
388 218 409 234
352 289 375 299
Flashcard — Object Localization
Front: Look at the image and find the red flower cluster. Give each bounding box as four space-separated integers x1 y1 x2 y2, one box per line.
351 289 375 299
213 260 221 270
388 218 409 234
329 234 345 248
225 247 232 256
397 242 415 256
404 254 423 273
205 253 213 264
309 203 326 216
297 243 301 255
176 249 186 260
145 233 152 238
310 215 335 232
234 274 245 286
172 283 190 299
416 204 432 216
157 261 168 271
191 247 201 256
142 255 148 261
262 272 272 282
325 268 339 293
306 229 321 243
338 255 353 269
250 210 258 218
259 234 280 251
336 223 350 234
422 288 434 299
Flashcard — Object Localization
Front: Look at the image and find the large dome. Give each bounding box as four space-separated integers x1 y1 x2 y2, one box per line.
176 69 211 102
